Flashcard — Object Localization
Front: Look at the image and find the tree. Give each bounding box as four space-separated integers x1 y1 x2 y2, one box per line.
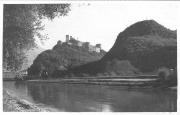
3 4 71 71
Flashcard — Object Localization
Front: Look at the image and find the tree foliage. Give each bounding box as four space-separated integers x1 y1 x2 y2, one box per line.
3 4 70 71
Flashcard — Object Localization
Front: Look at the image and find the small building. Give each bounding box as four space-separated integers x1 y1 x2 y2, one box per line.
96 44 101 49
77 41 83 47
95 44 101 53
69 37 78 45
95 47 101 53
89 45 96 52
82 42 90 49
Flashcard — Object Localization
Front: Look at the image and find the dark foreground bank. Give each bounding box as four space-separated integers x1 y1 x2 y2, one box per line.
3 90 56 112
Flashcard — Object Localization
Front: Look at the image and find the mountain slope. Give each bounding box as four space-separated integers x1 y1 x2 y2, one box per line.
58 20 177 77
102 20 176 72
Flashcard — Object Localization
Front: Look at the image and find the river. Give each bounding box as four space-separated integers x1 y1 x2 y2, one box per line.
3 81 177 112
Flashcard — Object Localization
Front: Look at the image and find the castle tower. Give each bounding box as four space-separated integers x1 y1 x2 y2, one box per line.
66 35 69 42
96 44 101 49
70 36 73 40
84 42 90 48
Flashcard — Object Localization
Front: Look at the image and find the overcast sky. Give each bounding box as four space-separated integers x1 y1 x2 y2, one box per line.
36 2 178 51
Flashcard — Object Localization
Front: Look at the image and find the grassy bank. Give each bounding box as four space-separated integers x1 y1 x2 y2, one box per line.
3 90 56 112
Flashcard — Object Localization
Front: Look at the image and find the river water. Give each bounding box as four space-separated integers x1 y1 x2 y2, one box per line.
3 81 177 112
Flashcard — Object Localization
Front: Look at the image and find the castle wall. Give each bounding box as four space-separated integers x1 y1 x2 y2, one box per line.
77 42 83 47
65 35 101 53
95 47 101 53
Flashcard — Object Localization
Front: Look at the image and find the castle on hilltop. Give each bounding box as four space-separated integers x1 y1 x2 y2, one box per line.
60 35 101 53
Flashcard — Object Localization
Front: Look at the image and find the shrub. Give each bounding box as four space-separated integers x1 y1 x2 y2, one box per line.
157 67 171 80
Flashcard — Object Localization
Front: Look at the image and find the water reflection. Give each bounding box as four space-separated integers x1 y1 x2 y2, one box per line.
4 81 177 112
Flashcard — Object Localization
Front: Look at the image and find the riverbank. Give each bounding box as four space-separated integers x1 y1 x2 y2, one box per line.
3 90 56 112
4 74 176 89
27 77 163 88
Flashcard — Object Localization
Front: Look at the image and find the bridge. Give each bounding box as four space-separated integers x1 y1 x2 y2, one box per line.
3 69 28 81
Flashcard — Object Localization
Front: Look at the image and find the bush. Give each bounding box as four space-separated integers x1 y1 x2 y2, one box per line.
157 67 171 80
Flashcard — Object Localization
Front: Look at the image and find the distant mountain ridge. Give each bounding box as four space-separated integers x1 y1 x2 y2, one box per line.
57 20 177 77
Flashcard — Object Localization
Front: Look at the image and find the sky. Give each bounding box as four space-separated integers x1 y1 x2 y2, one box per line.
36 2 178 51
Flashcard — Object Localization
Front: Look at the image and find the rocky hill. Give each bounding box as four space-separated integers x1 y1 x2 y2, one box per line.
28 42 106 77
57 20 177 77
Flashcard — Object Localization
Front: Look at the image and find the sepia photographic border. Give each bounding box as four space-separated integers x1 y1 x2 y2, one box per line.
0 0 179 114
